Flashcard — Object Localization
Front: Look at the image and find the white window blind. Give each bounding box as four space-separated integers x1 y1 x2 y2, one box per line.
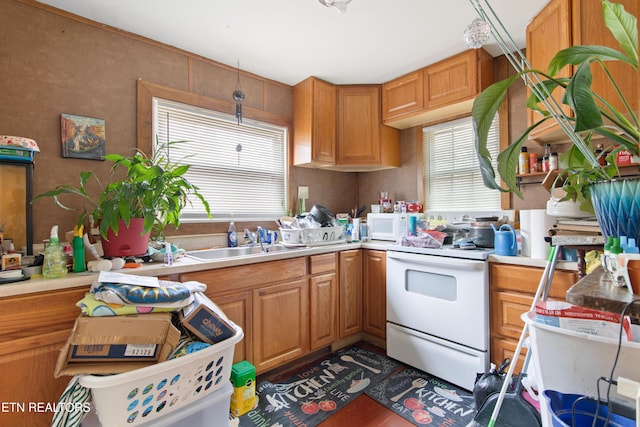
153 98 288 222
423 115 500 211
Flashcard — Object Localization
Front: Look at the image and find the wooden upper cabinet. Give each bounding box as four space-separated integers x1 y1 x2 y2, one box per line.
335 85 400 171
382 70 424 121
382 49 494 129
293 76 336 167
424 49 493 109
526 0 638 144
526 0 573 143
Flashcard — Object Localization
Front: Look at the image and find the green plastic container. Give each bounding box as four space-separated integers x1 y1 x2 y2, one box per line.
230 361 255 416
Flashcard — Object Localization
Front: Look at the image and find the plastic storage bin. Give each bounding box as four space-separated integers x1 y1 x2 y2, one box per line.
522 312 640 426
82 381 233 427
543 390 634 427
78 321 243 426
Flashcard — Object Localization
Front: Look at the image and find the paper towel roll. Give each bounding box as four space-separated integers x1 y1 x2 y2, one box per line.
529 209 554 259
520 210 531 257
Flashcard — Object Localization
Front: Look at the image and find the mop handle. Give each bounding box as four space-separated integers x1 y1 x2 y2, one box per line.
487 245 559 427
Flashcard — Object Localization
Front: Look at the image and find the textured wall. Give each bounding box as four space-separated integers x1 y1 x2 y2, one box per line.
1 0 357 243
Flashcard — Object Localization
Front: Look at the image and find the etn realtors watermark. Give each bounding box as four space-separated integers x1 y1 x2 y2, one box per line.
2 401 90 413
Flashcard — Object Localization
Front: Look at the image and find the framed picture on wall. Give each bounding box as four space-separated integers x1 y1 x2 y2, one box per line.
61 114 106 160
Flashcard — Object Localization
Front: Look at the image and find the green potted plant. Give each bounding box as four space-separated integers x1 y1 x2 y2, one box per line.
34 141 211 257
472 0 638 240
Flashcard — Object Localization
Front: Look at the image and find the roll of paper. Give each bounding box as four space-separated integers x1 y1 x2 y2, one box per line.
529 209 554 259
520 210 531 257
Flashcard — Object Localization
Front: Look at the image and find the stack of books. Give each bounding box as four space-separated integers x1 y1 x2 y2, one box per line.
551 219 602 236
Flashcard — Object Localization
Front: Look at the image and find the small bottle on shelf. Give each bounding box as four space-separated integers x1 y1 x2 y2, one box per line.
549 152 559 170
542 144 551 172
518 147 529 174
595 144 606 166
529 152 538 172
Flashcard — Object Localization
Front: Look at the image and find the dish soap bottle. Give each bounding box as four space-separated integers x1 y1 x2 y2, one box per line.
228 221 238 247
43 225 68 279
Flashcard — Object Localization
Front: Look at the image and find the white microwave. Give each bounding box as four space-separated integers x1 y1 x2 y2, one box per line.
367 213 423 241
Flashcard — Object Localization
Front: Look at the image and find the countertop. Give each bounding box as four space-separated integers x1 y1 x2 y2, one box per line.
0 239 575 298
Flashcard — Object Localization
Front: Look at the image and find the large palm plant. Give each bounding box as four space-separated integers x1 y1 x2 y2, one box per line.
472 0 638 213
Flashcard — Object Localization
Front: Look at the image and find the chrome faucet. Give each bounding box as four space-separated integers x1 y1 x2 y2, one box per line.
243 227 266 252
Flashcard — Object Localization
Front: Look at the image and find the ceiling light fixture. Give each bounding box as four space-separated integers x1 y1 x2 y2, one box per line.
318 0 351 14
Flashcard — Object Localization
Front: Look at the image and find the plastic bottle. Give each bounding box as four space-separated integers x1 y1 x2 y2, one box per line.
163 242 173 266
518 147 529 174
529 152 538 172
43 225 68 279
549 152 559 170
227 221 238 247
542 144 551 172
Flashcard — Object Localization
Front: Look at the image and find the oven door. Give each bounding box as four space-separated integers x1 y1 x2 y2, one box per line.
386 251 488 351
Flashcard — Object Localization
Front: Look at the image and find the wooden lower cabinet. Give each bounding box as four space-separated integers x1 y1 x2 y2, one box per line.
213 291 252 364
0 286 90 426
253 278 309 372
309 253 338 350
489 263 577 373
339 249 363 338
363 249 386 339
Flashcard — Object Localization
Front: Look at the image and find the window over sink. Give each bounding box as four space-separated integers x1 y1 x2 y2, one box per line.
153 98 288 222
423 115 500 211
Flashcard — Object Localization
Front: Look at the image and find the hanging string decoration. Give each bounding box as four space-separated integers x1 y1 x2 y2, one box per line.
232 60 245 125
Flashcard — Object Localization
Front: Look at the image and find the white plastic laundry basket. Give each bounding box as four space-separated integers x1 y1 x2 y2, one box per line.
78 321 243 427
522 312 640 427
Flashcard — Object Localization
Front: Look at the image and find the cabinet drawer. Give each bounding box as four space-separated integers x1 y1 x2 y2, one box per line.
491 290 532 340
490 263 577 298
309 252 337 275
180 258 307 295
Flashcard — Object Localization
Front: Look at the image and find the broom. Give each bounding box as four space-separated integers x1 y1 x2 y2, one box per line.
469 245 560 427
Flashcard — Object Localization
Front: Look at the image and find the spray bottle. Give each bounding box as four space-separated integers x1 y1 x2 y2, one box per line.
43 225 68 279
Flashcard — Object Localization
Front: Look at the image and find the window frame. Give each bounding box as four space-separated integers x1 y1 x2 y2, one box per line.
422 114 501 212
136 79 292 223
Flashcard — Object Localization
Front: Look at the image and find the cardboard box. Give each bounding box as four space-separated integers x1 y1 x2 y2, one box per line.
54 313 181 377
179 292 236 345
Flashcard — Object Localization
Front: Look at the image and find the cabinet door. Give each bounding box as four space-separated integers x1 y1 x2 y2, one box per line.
337 86 381 164
526 0 572 140
309 272 337 350
491 336 528 375
424 50 480 109
253 278 309 373
382 70 424 121
339 249 363 338
573 0 638 121
491 290 533 341
293 77 336 166
0 286 89 426
212 291 252 365
363 250 386 338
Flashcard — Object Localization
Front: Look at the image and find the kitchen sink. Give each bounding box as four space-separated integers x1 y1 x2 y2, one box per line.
185 244 304 261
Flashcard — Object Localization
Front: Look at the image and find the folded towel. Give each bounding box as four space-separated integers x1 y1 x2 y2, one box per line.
91 280 206 308
76 293 177 316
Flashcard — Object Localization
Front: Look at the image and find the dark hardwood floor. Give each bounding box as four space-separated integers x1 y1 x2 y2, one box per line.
256 342 415 427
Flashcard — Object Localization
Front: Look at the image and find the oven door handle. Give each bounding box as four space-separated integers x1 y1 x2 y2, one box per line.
387 252 485 271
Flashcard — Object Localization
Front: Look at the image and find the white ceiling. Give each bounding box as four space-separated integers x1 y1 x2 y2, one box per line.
36 0 550 86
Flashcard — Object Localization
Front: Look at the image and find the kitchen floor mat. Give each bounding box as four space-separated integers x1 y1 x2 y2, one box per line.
238 345 401 427
364 367 477 427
